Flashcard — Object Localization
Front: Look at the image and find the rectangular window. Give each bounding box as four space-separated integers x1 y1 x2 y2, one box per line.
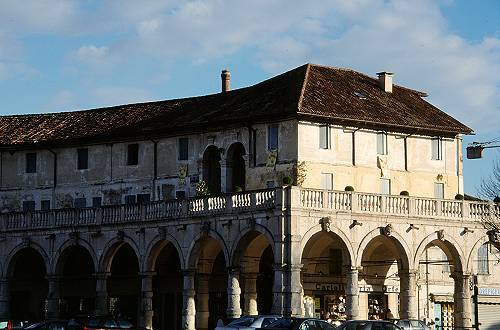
178 138 189 161
41 200 51 211
478 244 489 274
321 173 333 190
377 132 388 155
74 198 87 208
267 124 279 150
22 201 35 212
127 144 139 165
266 180 276 188
319 125 331 149
77 148 89 170
380 178 391 195
431 137 443 160
137 194 151 204
175 191 186 199
125 195 136 204
26 152 37 173
92 197 102 208
434 183 444 199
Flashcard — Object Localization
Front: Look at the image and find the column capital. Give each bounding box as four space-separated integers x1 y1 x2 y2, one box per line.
93 272 111 280
46 274 62 281
139 271 157 278
227 266 241 274
181 269 196 277
272 263 285 271
345 265 363 272
289 263 303 271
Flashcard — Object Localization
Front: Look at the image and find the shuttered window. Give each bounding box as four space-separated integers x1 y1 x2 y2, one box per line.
478 243 489 274
377 132 387 155
380 178 391 195
268 124 279 150
434 183 444 199
26 153 37 173
432 137 443 160
178 138 189 160
321 173 333 190
319 125 331 149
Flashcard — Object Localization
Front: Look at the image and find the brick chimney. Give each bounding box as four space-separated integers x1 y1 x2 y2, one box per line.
377 71 393 93
221 69 231 92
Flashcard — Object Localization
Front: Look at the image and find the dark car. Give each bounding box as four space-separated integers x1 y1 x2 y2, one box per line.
394 320 429 330
0 320 30 330
258 317 336 329
66 316 135 330
24 321 69 330
336 320 402 330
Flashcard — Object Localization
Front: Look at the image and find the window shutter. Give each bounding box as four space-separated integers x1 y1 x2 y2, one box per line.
319 126 329 149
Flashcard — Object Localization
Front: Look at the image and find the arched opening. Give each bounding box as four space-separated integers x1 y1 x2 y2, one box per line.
302 231 352 321
360 235 409 320
107 243 140 324
202 145 221 195
8 247 48 321
232 231 274 316
225 143 246 192
417 240 461 330
58 245 96 317
152 242 183 330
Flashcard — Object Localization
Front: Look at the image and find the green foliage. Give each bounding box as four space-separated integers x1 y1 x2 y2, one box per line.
400 191 409 196
454 193 464 200
344 186 354 192
196 180 210 197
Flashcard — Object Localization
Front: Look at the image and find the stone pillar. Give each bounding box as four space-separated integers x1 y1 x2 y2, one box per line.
182 270 196 330
139 272 155 330
271 263 284 315
46 275 60 320
452 271 472 330
196 274 210 330
226 268 242 319
400 269 418 319
0 278 9 319
286 264 303 317
94 272 109 316
345 267 361 320
244 273 258 316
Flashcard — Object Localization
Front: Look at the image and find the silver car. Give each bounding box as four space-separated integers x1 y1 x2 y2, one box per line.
394 320 429 330
215 315 282 330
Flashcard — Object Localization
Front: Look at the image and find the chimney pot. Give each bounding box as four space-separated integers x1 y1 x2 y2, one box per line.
377 71 393 93
221 69 231 92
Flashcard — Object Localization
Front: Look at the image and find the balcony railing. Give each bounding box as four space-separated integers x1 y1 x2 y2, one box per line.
299 188 500 220
0 188 278 232
1 187 498 232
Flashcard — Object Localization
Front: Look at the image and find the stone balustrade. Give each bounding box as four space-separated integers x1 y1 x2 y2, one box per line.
1 187 498 232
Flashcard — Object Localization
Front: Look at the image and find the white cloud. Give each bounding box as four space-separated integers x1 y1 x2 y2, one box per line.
72 45 113 67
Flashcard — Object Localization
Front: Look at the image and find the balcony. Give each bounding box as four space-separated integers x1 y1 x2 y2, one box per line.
0 188 498 232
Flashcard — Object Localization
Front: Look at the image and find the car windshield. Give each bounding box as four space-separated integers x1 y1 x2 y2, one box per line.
266 319 301 328
228 317 258 327
338 321 367 330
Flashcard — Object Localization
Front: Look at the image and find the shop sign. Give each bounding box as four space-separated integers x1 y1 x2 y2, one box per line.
383 285 400 293
359 284 400 293
359 284 377 292
479 287 500 296
315 283 344 291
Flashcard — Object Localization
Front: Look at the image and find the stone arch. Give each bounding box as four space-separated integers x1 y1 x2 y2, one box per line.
466 235 490 272
51 238 98 274
229 224 275 267
186 230 230 270
225 142 246 193
356 227 412 270
300 223 356 266
98 235 141 273
144 233 185 272
414 231 466 272
5 241 50 276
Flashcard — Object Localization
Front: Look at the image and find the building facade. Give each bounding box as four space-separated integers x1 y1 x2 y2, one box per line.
0 64 499 330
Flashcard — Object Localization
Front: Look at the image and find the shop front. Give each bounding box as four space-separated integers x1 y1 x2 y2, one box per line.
359 283 400 320
303 282 346 322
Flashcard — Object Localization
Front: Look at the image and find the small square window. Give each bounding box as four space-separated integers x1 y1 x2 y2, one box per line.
319 125 331 149
431 137 443 160
267 124 279 150
92 197 102 208
137 194 151 204
26 153 37 173
178 138 189 161
41 200 51 211
74 198 87 208
321 173 333 190
380 178 391 195
125 195 136 204
127 144 139 165
77 148 89 170
22 201 35 212
377 132 387 155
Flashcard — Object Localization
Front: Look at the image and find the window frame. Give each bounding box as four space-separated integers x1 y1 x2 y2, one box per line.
77 148 89 170
26 152 37 173
22 201 36 212
321 172 333 190
380 178 391 195
267 124 279 151
319 125 331 149
434 182 444 199
377 132 388 155
478 243 489 274
127 143 139 166
41 200 51 211
178 138 189 161
431 137 443 160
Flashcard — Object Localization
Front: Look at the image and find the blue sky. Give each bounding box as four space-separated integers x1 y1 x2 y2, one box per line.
0 0 498 197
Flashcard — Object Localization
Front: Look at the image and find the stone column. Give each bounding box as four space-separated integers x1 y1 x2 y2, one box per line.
196 274 210 330
271 263 284 315
400 269 418 319
139 272 155 330
94 272 109 316
0 278 9 319
286 264 303 317
452 271 472 330
345 267 361 320
244 273 258 316
46 275 60 320
226 268 242 319
182 270 196 330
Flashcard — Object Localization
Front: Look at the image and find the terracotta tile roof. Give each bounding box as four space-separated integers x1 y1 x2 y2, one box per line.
0 64 472 148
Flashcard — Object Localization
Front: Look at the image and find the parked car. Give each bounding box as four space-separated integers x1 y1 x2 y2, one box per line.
394 320 429 330
67 316 135 330
215 315 281 329
257 317 337 329
336 320 403 330
0 320 30 330
24 321 69 330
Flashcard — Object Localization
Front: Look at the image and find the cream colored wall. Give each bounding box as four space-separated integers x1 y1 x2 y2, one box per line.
298 122 463 199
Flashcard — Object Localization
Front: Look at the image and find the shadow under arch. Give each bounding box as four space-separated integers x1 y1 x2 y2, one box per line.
143 233 185 272
186 230 230 270
98 235 141 273
5 241 51 277
414 232 466 272
51 238 98 275
301 224 355 266
229 224 275 267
